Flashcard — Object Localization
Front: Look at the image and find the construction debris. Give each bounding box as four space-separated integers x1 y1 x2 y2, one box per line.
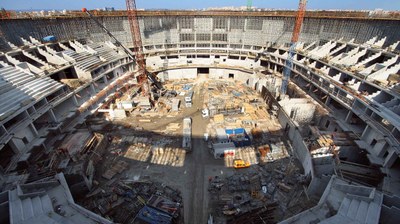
80 178 182 224
208 157 310 223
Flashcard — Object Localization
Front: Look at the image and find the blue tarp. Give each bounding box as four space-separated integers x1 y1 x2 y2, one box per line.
182 84 192 90
225 128 251 147
225 128 245 135
42 36 56 42
136 206 172 224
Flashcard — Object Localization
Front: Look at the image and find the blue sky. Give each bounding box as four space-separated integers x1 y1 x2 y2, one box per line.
1 0 399 11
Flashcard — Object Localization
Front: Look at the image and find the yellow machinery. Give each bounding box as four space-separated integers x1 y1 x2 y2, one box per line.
233 159 251 169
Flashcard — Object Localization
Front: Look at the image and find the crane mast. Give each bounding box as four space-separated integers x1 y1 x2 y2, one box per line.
126 0 149 96
280 0 307 97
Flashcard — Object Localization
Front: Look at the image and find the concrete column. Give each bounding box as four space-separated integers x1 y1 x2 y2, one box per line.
361 125 370 140
1 125 8 135
90 84 96 94
384 150 398 168
376 141 388 157
8 140 21 154
103 75 108 84
345 111 353 123
325 96 331 105
72 95 79 106
30 123 39 136
49 109 58 122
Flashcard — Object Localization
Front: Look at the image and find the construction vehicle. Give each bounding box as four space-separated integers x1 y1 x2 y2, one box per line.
182 117 192 152
233 159 251 169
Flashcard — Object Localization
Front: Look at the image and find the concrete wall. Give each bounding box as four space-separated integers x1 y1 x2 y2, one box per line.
261 86 314 178
164 68 197 80
1 16 400 51
9 124 36 152
209 68 252 82
53 97 77 122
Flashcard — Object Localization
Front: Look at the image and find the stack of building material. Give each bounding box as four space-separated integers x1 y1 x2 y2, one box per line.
242 103 256 114
165 123 180 132
102 160 129 180
124 144 151 162
224 147 258 167
150 147 186 167
266 142 289 161
214 114 225 123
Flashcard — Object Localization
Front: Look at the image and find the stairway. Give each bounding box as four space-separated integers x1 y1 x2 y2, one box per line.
354 52 382 68
9 189 55 224
22 50 53 70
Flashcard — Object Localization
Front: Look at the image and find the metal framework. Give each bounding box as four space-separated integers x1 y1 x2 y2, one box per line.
126 0 149 96
280 0 307 96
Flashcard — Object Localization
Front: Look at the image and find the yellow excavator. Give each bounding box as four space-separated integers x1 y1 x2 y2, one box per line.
233 159 251 169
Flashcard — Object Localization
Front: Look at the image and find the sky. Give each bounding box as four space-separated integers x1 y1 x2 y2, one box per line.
1 0 399 11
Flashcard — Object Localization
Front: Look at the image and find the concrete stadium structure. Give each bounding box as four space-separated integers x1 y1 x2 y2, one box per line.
0 10 400 223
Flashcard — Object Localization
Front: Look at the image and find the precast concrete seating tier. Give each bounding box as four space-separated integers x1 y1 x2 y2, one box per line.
0 64 64 121
86 42 124 62
280 176 383 224
63 49 106 72
75 55 103 72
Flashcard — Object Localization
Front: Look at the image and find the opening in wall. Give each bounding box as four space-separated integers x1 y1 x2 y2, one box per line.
325 120 330 128
370 139 377 146
197 68 209 74
229 73 234 78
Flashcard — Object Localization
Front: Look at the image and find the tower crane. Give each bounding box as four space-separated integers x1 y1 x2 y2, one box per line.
78 3 162 112
125 0 151 96
280 0 307 97
82 0 162 97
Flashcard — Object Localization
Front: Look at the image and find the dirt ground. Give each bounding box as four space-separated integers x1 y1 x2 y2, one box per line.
87 79 313 224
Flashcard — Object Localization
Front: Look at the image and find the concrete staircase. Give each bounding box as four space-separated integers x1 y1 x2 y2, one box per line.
20 37 33 47
9 189 54 224
37 47 69 66
331 47 360 64
354 52 382 68
320 193 382 224
328 43 347 57
309 41 337 59
0 63 64 120
22 50 54 70
341 49 368 66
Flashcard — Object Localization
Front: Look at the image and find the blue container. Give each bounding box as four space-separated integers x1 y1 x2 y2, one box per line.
42 36 57 42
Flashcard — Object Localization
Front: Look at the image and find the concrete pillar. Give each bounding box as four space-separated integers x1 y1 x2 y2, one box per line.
384 150 398 168
49 109 58 122
361 125 370 140
72 95 79 106
345 110 353 123
376 141 388 157
103 75 108 84
325 96 331 105
90 84 96 94
8 140 21 154
30 123 39 136
1 125 8 136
